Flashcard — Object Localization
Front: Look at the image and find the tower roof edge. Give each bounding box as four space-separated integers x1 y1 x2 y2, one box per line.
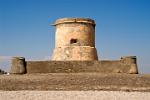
52 18 96 26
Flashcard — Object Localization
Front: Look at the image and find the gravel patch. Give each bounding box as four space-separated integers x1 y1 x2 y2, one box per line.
0 91 150 100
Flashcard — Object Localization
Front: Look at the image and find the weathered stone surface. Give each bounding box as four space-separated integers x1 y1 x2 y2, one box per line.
26 60 138 74
10 57 26 74
0 73 150 91
121 56 138 74
52 46 98 60
52 18 98 61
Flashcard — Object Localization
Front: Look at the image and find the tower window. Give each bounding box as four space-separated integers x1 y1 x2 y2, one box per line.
70 39 77 44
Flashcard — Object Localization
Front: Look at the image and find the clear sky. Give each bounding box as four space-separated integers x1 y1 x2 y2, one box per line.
0 0 150 73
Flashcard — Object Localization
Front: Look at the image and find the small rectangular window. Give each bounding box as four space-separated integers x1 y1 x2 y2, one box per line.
70 39 77 44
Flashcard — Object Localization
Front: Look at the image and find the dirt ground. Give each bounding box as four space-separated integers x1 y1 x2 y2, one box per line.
0 91 150 100
0 73 150 91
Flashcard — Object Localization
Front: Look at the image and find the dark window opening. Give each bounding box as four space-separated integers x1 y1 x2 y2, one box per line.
70 39 77 44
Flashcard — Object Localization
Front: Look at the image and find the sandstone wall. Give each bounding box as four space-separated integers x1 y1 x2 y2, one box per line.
55 23 95 47
26 60 137 74
52 18 98 61
52 46 98 60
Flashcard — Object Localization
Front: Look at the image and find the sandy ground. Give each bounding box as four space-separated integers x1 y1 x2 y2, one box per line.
0 91 150 100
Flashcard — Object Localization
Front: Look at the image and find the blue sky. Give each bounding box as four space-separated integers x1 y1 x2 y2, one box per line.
0 0 150 73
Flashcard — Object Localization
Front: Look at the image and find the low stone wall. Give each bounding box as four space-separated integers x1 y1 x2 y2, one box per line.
10 56 138 74
26 60 137 74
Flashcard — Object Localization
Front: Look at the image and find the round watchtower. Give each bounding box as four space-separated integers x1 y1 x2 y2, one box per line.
51 18 98 61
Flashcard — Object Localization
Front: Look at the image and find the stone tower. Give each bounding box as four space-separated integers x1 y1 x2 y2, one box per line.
51 18 98 61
